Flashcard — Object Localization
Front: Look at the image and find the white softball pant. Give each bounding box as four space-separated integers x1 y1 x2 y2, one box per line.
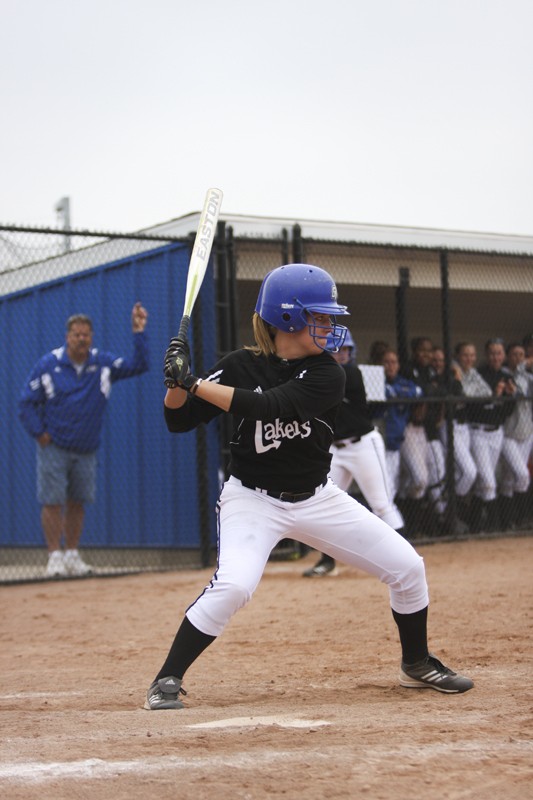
399 424 428 499
499 433 533 496
426 438 446 516
470 425 504 501
186 478 429 637
385 449 401 499
439 421 477 497
329 429 404 530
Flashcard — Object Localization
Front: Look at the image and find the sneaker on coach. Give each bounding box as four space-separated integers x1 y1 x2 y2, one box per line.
400 653 474 693
302 555 339 577
63 549 93 576
144 676 187 710
45 550 68 578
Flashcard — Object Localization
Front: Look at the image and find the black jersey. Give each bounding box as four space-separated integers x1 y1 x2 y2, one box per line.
402 361 445 440
332 363 374 441
472 364 515 427
164 348 346 492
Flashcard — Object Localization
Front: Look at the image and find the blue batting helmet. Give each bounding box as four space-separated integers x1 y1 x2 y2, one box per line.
255 264 350 352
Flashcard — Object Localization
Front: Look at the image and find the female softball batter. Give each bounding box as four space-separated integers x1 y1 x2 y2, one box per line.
144 263 473 710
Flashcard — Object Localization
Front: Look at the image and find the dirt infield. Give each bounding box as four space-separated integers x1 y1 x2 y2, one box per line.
1 535 532 800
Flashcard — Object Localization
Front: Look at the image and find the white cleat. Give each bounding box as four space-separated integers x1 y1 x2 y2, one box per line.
63 549 93 576
45 550 68 578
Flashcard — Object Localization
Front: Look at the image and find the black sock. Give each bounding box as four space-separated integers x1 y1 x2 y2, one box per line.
392 606 429 665
155 616 216 682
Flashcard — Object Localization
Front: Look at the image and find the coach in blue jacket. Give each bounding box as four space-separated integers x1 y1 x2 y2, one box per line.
19 302 149 578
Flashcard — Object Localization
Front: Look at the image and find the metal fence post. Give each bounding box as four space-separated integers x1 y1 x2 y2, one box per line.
440 249 460 533
292 224 303 263
396 267 410 370
216 223 237 481
281 228 290 265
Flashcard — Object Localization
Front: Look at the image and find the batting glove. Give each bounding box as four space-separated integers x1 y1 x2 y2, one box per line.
165 336 190 361
163 337 198 391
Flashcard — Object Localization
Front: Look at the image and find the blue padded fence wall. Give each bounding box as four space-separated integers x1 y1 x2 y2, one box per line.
0 243 220 550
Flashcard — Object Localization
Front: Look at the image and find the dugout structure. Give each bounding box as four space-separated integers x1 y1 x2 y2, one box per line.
1 214 532 582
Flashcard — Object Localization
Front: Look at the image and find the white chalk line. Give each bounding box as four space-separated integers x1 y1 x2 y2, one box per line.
1 739 530 784
3 691 84 699
0 752 306 783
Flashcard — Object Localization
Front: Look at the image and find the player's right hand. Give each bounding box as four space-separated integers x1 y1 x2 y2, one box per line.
164 337 190 389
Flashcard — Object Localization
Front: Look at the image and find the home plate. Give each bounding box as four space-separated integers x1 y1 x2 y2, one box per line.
188 715 331 729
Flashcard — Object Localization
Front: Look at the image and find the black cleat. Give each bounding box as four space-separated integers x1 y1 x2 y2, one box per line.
302 555 338 577
144 676 187 709
400 654 474 694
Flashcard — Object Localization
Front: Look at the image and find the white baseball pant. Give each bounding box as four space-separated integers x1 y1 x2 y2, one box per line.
386 449 401 500
329 429 404 530
439 421 477 497
186 477 429 638
426 438 446 516
399 424 428 500
499 433 533 496
470 425 504 501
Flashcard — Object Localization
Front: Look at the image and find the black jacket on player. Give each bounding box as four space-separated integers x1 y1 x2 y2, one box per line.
471 364 516 428
164 348 345 494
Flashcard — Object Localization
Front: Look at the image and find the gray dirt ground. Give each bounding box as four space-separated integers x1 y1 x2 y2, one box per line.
1 536 532 799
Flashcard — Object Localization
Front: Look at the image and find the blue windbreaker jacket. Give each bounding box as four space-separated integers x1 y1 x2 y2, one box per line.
19 332 149 452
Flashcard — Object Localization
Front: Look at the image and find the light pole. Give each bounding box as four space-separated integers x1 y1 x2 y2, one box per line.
55 196 71 253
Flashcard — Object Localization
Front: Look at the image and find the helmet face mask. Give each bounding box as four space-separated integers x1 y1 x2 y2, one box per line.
256 263 350 353
326 328 356 357
307 314 348 352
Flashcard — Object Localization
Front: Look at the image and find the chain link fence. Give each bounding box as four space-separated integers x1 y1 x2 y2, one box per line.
229 226 533 553
1 222 532 582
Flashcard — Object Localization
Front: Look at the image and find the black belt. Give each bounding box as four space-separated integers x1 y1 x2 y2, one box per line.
333 436 362 449
240 479 327 503
470 424 499 432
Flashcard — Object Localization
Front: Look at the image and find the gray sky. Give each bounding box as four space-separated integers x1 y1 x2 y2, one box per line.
1 0 532 236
